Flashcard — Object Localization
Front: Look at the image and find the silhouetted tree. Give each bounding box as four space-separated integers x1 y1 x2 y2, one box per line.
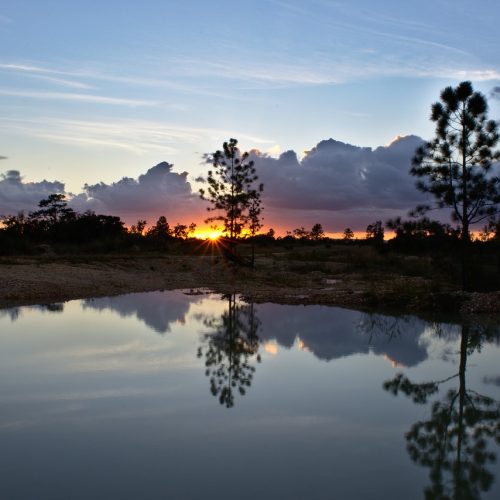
247 192 264 267
343 227 354 241
169 222 196 240
410 81 500 289
199 138 262 243
310 223 325 241
197 294 261 408
172 223 188 239
1 212 31 237
386 216 460 252
31 194 75 226
68 211 125 243
130 219 147 235
292 226 309 240
366 220 384 243
1 195 128 251
146 216 171 240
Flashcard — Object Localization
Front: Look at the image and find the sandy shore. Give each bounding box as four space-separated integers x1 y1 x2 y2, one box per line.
1 254 499 315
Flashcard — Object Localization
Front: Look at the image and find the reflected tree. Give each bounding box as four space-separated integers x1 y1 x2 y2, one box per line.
197 294 261 408
384 323 500 500
0 303 65 322
357 313 411 342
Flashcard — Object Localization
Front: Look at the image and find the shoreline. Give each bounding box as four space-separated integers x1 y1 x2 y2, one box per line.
1 254 499 316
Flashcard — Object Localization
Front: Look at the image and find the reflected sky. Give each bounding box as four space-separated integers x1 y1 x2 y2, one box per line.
0 291 499 500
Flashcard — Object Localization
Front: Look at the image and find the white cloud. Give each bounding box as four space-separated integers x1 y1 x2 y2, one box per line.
0 117 274 155
266 144 282 156
0 89 157 107
0 61 234 98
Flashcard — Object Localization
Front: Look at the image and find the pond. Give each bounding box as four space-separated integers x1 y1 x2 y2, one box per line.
0 290 499 500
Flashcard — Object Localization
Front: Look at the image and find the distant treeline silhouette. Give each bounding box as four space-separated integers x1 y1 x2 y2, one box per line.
0 194 199 254
1 194 499 255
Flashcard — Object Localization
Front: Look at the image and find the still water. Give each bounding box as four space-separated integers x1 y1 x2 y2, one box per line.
0 290 499 500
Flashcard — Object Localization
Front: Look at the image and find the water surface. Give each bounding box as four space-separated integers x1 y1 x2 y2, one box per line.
1 291 499 500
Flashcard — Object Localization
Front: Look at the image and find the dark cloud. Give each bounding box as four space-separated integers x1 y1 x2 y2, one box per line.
251 135 426 223
71 161 203 224
0 170 66 215
0 156 7 160
0 162 203 225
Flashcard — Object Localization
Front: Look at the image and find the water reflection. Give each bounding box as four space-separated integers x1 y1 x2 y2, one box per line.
1 291 499 500
384 323 500 500
82 292 195 334
75 291 432 366
197 294 261 408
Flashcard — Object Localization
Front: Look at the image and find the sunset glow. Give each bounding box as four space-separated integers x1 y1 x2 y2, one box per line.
193 229 223 241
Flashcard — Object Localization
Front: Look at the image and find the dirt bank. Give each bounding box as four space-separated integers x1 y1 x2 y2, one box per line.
0 254 499 315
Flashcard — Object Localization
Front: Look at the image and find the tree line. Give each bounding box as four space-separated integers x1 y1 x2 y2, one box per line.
0 193 200 254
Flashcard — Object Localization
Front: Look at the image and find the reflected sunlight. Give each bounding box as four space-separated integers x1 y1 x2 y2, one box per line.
264 341 279 356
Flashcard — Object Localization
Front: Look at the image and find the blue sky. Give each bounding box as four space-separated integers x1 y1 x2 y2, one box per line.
1 0 500 230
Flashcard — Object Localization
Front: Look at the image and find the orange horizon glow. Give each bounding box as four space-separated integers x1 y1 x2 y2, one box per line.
123 223 490 242
192 228 223 240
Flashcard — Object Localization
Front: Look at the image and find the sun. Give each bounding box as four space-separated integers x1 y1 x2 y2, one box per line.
192 228 223 240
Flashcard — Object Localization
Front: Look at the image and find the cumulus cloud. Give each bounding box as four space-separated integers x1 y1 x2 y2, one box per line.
0 170 66 215
250 134 427 231
71 161 204 225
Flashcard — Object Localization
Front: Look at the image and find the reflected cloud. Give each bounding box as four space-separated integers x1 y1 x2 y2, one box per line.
483 376 500 387
257 305 429 367
82 291 201 334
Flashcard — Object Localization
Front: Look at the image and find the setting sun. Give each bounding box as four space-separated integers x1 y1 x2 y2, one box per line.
193 228 223 241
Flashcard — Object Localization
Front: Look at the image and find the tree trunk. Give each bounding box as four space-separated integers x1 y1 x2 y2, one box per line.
461 106 469 291
461 223 470 291
454 324 469 497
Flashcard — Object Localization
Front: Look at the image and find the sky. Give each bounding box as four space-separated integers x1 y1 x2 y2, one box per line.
1 0 500 234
